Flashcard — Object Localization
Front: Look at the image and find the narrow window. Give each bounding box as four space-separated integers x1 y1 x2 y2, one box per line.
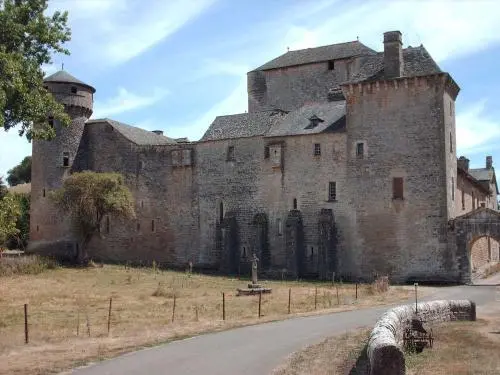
451 177 455 201
328 181 337 201
310 247 314 258
105 216 110 234
219 202 224 222
462 189 465 210
36 225 39 232
48 116 54 128
62 152 69 167
293 198 297 209
42 188 46 197
314 143 321 156
264 146 270 159
151 219 155 232
242 247 247 258
328 60 335 70
472 192 476 209
450 132 453 153
227 146 235 161
140 200 144 208
356 142 364 158
137 222 141 232
276 218 283 236
392 177 404 200
71 86 77 94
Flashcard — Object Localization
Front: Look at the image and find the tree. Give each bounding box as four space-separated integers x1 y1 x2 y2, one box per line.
0 177 7 199
1 0 71 140
0 193 21 250
52 172 135 264
5 191 29 249
7 156 31 186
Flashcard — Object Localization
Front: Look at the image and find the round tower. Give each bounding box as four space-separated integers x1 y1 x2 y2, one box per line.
29 70 95 257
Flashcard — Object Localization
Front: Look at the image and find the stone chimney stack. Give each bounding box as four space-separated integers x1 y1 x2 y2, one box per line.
152 130 164 136
458 156 470 172
486 155 493 169
383 31 404 79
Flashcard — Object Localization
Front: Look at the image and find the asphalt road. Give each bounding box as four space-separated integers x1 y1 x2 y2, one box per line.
68 280 498 375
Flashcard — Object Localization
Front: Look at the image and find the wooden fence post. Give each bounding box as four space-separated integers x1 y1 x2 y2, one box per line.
314 288 318 310
258 291 262 318
222 292 226 321
24 304 28 344
76 310 80 336
107 297 113 335
86 313 91 337
336 284 340 305
288 288 291 314
172 295 177 323
355 283 358 300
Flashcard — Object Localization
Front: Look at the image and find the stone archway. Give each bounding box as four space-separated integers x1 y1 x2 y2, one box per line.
220 213 240 274
285 210 305 278
454 208 500 283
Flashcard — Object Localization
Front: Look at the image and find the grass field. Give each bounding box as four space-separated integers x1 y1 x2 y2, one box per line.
0 259 413 375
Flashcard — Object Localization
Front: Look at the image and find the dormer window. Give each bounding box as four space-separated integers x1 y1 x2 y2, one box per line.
71 86 77 94
305 115 324 129
62 152 69 167
328 60 335 70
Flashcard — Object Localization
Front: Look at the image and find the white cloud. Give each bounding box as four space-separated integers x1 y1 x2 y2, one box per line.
92 87 169 119
0 130 31 184
49 0 216 65
456 99 500 154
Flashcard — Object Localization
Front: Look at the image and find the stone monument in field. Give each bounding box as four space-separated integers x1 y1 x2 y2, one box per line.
237 253 272 296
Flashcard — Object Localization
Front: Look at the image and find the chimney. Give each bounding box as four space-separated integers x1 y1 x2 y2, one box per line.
486 156 493 169
383 31 404 79
152 130 163 136
458 156 469 172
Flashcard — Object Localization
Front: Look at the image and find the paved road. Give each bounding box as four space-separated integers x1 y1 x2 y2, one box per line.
69 281 498 375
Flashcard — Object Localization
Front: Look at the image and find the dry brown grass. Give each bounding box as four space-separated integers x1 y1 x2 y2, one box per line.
0 264 412 375
273 328 371 375
406 318 500 374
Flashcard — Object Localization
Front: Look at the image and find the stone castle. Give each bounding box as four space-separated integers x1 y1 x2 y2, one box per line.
30 31 500 283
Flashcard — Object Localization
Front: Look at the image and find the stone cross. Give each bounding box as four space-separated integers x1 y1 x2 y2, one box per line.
251 253 259 285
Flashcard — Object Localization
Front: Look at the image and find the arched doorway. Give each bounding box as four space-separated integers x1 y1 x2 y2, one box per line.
453 208 500 283
469 235 500 275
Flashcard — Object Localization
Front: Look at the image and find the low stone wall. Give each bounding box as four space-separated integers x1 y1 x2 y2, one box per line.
367 300 476 375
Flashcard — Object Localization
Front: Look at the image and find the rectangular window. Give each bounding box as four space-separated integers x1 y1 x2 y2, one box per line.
62 152 69 167
472 192 476 209
393 177 404 200
71 86 77 94
227 146 235 161
42 188 46 197
151 219 156 232
462 189 465 210
137 222 141 232
451 177 455 201
264 146 270 159
328 60 335 70
450 132 453 153
314 143 321 156
356 142 364 158
276 218 283 236
328 181 337 201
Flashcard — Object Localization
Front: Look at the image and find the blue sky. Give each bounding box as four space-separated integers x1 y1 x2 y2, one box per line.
1 0 499 190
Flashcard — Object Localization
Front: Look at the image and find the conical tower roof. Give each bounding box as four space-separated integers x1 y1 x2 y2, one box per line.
44 70 95 93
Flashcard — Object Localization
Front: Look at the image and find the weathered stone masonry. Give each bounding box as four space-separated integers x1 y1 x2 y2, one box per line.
29 31 499 283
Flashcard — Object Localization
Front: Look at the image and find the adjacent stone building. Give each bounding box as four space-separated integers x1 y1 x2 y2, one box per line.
29 31 499 283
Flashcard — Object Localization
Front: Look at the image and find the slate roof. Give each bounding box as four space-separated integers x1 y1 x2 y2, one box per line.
254 41 376 71
348 46 441 83
44 70 96 93
87 119 177 145
266 102 346 137
201 110 287 141
469 168 499 194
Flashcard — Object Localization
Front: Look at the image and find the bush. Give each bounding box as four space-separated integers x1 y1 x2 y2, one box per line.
0 255 58 277
368 275 390 294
